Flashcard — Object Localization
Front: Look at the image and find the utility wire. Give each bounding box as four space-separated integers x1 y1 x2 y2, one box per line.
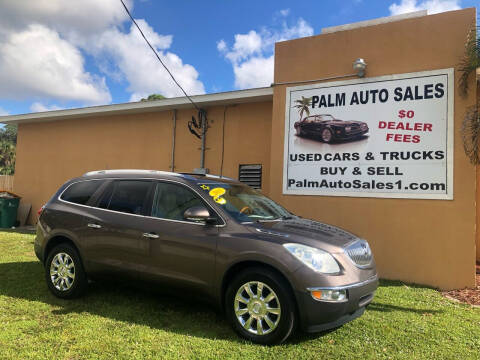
119 0 199 111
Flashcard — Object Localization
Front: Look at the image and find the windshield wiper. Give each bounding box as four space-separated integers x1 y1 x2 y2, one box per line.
274 215 294 221
241 215 294 224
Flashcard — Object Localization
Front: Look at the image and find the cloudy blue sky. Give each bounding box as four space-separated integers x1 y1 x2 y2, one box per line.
0 0 476 116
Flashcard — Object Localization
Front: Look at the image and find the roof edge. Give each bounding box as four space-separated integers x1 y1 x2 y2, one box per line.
321 10 428 34
0 87 273 124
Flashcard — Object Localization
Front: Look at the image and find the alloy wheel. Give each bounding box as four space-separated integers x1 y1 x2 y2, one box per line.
322 129 332 142
50 252 75 291
234 281 281 335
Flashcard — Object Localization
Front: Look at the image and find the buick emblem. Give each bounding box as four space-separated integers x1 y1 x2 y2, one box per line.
360 243 369 256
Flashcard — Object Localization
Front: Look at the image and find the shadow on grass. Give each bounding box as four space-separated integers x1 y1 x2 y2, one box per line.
0 261 241 342
367 303 442 314
0 261 443 344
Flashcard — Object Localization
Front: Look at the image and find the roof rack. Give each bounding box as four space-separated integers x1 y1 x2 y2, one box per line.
83 169 178 177
179 172 236 181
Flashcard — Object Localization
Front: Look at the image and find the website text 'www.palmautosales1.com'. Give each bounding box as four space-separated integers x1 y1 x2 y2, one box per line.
287 179 446 192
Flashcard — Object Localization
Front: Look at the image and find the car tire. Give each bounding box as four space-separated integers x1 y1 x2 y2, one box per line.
321 128 333 143
225 267 297 345
45 243 87 299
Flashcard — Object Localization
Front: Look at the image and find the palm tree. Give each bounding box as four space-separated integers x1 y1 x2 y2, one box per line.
458 25 479 97
458 25 480 164
293 96 312 121
461 107 479 165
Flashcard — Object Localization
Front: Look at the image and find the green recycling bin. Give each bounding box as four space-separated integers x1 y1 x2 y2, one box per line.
0 196 20 228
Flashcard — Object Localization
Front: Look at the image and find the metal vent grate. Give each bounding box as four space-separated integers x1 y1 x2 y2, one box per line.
239 164 262 189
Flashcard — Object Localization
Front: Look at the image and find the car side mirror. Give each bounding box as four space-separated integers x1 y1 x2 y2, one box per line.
184 206 217 224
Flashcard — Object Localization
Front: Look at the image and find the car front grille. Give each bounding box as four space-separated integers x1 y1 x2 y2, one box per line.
345 240 373 267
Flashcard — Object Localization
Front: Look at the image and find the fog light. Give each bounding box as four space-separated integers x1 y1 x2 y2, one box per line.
310 289 347 302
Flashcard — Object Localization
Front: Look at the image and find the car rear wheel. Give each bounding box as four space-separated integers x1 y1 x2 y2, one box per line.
295 126 303 136
45 243 87 299
225 267 297 345
321 128 333 143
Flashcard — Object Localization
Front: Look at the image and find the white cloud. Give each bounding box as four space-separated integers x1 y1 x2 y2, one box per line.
389 0 461 15
217 39 227 53
225 31 263 63
234 56 274 89
0 0 204 104
91 21 205 101
219 18 314 89
30 102 63 112
0 24 111 104
279 9 290 17
0 107 9 116
0 0 132 36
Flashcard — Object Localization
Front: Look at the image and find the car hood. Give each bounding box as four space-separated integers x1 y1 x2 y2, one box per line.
245 217 358 253
325 120 366 126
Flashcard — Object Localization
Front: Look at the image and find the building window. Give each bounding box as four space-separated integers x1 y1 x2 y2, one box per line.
238 164 262 189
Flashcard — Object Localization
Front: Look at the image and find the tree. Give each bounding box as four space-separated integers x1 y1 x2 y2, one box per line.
0 124 16 174
458 25 480 164
293 96 312 121
458 25 479 97
140 94 166 102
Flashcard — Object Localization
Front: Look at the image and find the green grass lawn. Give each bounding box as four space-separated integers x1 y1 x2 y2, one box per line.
0 231 479 359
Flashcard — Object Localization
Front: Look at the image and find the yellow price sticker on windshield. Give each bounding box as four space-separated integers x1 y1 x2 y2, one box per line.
209 187 227 204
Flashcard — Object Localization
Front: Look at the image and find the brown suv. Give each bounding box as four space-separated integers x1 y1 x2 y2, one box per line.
35 170 377 344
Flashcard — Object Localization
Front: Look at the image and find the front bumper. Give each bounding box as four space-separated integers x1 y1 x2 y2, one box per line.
336 129 369 140
296 275 378 332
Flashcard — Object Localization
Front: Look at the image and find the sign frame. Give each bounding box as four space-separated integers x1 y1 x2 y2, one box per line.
282 68 454 200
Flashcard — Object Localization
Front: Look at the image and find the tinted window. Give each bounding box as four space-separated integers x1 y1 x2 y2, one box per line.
97 182 114 209
61 180 102 205
107 181 151 215
152 182 204 221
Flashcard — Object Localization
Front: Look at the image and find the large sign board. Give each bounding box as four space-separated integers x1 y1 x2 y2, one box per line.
283 69 454 200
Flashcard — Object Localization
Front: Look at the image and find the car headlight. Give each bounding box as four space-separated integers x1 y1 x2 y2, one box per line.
283 243 340 274
345 126 351 132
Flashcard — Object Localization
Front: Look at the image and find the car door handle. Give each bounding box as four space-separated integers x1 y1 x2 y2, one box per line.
143 232 159 239
87 223 102 229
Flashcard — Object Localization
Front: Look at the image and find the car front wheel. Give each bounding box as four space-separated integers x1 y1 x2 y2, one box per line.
45 243 87 299
321 128 333 143
225 267 297 345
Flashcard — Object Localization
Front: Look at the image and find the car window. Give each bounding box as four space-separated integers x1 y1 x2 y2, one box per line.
197 182 291 223
97 182 114 209
106 180 152 215
151 182 205 222
60 180 103 205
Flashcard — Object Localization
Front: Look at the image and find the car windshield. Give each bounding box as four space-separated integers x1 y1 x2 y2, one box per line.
318 115 335 121
197 182 291 223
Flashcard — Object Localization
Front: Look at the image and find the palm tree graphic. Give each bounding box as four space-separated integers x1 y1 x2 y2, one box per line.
293 96 312 122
